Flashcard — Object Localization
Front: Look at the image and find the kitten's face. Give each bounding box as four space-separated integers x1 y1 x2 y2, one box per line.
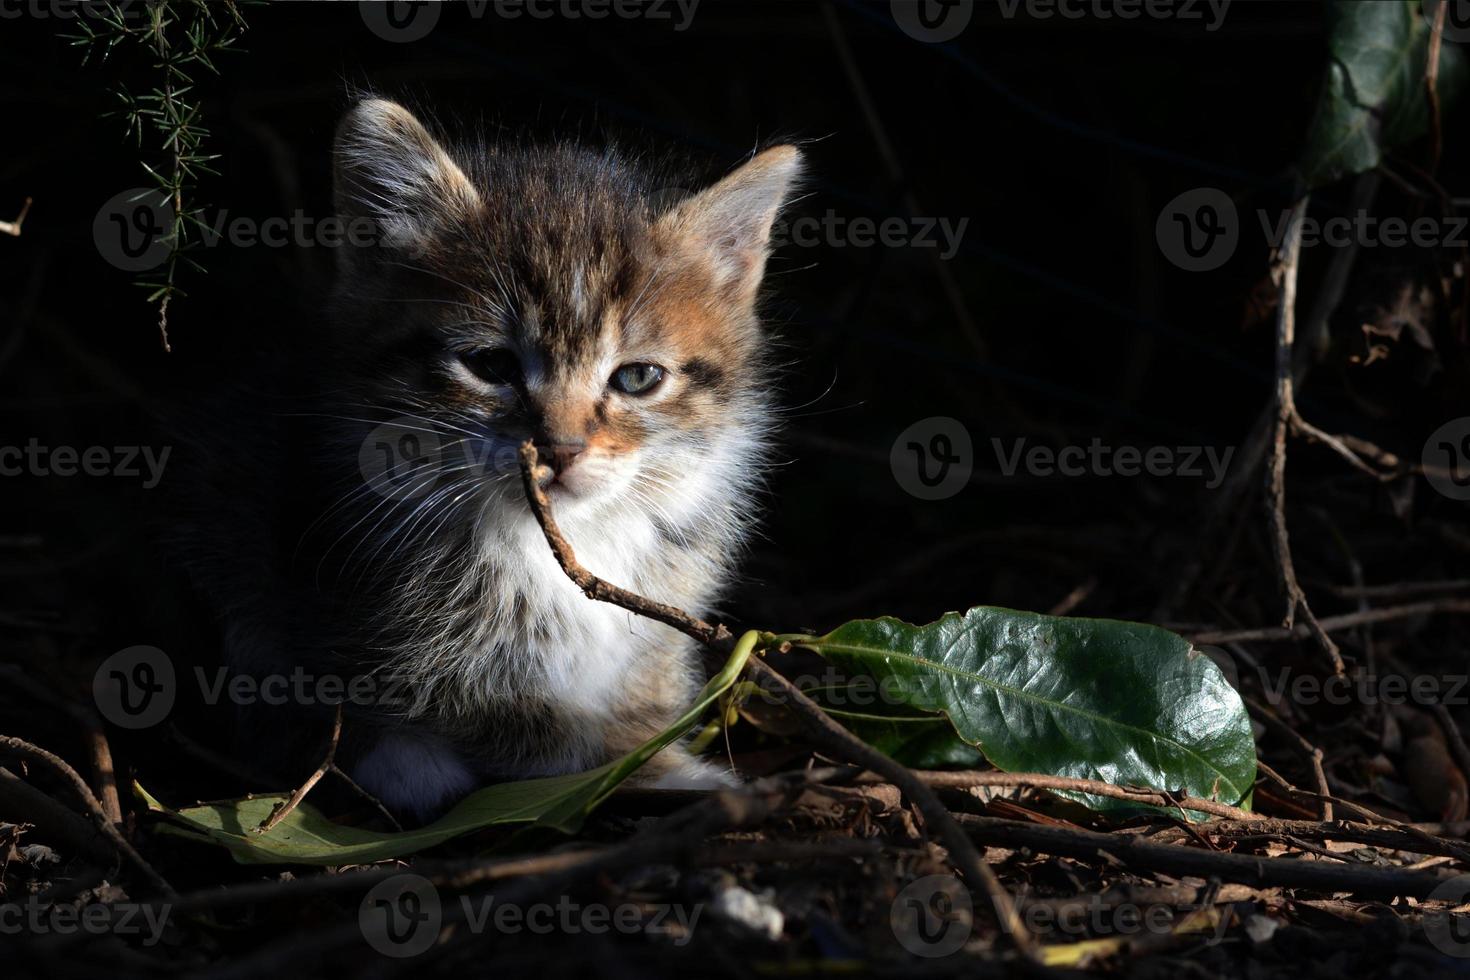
330 100 799 520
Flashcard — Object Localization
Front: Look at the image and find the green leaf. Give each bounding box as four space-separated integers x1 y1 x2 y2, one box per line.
1298 0 1466 188
139 631 758 865
787 608 1256 813
828 709 988 769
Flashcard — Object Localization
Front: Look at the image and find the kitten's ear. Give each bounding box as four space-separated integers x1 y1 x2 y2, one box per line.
656 145 802 305
333 98 481 255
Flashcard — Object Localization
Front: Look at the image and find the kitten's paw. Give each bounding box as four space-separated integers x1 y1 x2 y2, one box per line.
349 733 476 821
648 754 740 791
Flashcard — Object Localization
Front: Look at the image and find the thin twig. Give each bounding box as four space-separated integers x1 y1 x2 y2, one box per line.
518 443 736 651
1254 757 1470 863
1189 597 1470 645
86 728 123 826
887 770 1259 822
516 441 1038 959
1246 696 1333 822
0 735 174 895
1316 579 1470 600
0 662 122 823
1267 194 1345 676
958 815 1461 897
255 704 343 834
1160 817 1470 862
0 766 117 866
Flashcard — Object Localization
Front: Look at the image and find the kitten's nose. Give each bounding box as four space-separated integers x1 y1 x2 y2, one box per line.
534 440 585 481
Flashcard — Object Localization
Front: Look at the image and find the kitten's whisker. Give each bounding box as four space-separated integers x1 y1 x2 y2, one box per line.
382 260 511 318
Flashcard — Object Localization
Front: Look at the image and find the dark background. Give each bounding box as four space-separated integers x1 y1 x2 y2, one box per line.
2 0 1466 729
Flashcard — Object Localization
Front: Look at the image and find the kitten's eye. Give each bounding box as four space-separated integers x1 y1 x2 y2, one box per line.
609 362 665 396
461 348 522 387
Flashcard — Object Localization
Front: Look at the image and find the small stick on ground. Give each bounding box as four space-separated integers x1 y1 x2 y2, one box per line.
893 769 1259 822
1189 597 1470 645
517 442 1039 959
0 661 122 823
958 815 1461 898
86 727 123 826
0 197 32 237
1248 697 1333 822
255 705 343 834
0 734 173 895
1267 195 1345 677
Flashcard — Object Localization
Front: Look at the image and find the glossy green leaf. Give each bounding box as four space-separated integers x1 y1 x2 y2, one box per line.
787 608 1256 813
827 710 988 769
139 631 757 865
1299 0 1466 188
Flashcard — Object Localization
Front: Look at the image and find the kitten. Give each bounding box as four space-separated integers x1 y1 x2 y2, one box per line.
168 98 800 821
